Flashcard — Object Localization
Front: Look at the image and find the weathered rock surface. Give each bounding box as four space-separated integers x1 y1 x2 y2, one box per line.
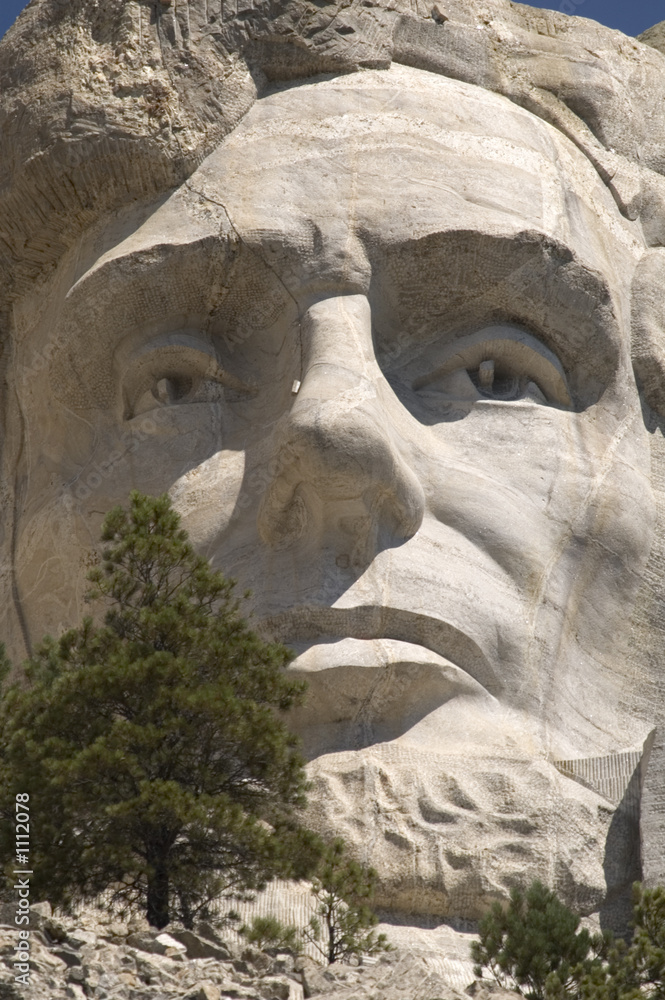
639 20 665 54
640 726 665 889
3 0 665 939
0 901 491 1000
2 0 665 307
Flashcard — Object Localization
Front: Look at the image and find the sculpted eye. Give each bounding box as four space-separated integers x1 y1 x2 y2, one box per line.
413 326 572 411
149 375 194 406
122 332 255 419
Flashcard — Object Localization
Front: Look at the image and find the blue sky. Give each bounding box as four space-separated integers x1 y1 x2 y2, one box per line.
512 0 662 36
0 0 662 42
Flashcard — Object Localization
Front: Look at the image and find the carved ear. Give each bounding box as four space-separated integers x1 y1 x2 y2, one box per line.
632 249 665 417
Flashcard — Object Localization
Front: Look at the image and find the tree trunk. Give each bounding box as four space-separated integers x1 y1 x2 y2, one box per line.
180 892 194 930
327 915 336 965
146 857 170 929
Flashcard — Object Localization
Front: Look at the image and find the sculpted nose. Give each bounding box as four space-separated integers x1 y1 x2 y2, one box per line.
258 295 425 551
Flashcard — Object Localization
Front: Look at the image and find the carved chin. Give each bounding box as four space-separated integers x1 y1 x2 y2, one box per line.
304 743 619 920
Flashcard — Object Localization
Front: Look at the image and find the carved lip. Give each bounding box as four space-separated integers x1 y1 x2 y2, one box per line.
260 604 500 697
285 638 491 732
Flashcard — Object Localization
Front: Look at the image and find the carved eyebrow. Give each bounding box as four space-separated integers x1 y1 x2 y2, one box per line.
50 238 288 410
372 227 621 387
64 238 236 342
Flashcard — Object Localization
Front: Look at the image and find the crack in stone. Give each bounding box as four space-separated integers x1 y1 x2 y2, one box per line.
184 178 305 382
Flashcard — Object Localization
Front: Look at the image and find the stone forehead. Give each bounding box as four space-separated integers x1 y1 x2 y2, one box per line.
1 0 665 311
194 66 639 280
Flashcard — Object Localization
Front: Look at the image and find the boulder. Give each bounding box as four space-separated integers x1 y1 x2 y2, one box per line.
259 977 295 1000
66 929 97 949
155 932 187 955
127 931 177 956
103 920 129 939
43 918 68 943
132 951 180 987
64 986 87 1000
195 921 231 947
168 929 231 961
184 983 221 1000
242 947 274 974
28 902 52 930
52 948 82 968
273 954 296 974
298 957 334 999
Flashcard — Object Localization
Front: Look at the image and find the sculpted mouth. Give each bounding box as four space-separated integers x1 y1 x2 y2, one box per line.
260 605 500 699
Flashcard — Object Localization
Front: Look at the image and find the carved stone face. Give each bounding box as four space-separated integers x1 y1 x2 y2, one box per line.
8 65 654 907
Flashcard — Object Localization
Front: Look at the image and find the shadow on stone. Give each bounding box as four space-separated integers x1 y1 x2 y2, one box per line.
600 761 642 937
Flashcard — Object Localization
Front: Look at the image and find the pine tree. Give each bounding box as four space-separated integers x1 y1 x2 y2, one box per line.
0 492 321 928
303 838 391 965
471 881 609 1000
239 915 302 953
622 884 665 1000
471 881 665 1000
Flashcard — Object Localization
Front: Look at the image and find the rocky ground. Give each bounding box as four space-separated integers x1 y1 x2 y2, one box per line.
0 902 509 1000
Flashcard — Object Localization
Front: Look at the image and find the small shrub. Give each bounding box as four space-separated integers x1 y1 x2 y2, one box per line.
240 915 302 952
623 884 665 1000
471 881 609 1000
303 838 392 965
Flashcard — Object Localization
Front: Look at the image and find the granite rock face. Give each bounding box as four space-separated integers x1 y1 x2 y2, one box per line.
640 726 665 890
3 0 665 932
3 0 665 305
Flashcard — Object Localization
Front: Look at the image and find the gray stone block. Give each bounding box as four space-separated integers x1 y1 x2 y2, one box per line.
640 727 665 888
